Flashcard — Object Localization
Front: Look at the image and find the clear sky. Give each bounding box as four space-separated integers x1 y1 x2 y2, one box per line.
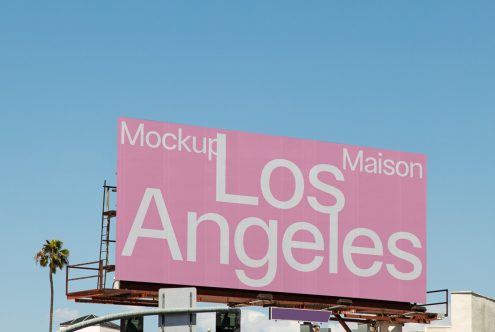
0 1 494 332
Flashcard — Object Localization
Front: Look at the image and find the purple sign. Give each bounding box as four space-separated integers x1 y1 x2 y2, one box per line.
269 307 332 322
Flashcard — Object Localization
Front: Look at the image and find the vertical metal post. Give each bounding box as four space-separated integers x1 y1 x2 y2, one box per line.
189 292 193 332
160 292 165 332
98 180 107 288
98 260 104 289
103 208 110 286
446 289 449 317
66 265 69 296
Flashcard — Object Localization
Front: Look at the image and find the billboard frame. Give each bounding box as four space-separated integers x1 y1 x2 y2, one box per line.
116 117 427 304
66 182 443 325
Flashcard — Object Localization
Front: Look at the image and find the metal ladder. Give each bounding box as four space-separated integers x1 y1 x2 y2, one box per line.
98 180 117 288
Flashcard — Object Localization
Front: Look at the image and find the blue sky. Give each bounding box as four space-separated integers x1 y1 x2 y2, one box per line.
0 1 494 331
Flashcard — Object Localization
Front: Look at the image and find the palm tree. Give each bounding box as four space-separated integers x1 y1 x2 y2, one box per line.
35 240 70 332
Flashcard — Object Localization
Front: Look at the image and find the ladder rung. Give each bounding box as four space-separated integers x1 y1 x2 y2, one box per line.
103 210 117 218
104 265 115 272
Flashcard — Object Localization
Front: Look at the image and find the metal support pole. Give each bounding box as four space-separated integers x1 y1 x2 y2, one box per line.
61 307 231 332
98 260 103 289
334 314 353 332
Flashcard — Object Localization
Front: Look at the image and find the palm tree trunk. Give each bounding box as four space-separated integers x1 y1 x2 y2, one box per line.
49 270 53 332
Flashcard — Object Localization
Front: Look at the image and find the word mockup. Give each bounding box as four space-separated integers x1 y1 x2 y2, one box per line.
116 118 427 303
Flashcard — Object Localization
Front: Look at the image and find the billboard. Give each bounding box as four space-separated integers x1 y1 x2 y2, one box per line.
116 117 427 303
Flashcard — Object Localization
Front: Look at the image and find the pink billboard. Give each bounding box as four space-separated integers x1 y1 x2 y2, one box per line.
116 117 427 303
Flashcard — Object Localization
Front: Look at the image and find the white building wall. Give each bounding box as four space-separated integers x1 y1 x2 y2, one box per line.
60 324 119 332
450 293 469 332
376 322 402 331
423 328 450 332
353 323 403 332
471 292 495 332
425 291 495 332
355 324 370 332
100 326 120 332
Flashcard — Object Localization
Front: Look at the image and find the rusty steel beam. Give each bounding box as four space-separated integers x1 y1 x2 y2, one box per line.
66 280 441 327
119 280 416 311
334 314 353 332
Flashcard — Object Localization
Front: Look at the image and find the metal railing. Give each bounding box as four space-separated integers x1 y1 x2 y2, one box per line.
66 260 107 295
420 289 449 317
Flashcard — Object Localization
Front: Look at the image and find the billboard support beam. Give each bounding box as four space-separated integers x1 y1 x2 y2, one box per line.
334 314 352 332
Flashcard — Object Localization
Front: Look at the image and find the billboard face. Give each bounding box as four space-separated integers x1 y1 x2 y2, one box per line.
116 117 427 303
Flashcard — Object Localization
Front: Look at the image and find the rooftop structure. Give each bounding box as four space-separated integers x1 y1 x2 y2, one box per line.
60 314 119 332
425 291 495 332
